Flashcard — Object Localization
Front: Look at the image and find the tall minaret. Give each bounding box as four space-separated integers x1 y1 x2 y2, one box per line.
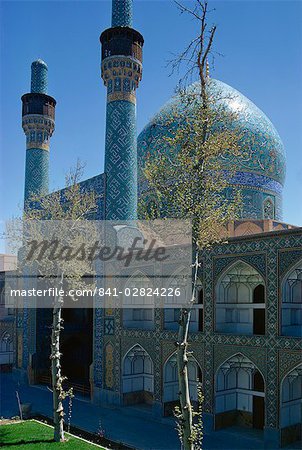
100 0 144 220
22 60 56 205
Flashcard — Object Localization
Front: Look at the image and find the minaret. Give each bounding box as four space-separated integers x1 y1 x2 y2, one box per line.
22 60 56 205
100 0 144 220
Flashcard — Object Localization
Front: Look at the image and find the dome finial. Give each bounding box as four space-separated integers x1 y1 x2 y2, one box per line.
206 60 210 79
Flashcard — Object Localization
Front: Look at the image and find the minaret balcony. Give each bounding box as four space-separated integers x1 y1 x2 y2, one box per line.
21 93 56 120
100 26 144 63
101 55 142 87
22 114 55 150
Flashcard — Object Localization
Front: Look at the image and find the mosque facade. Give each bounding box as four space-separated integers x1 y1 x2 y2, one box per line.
12 0 302 448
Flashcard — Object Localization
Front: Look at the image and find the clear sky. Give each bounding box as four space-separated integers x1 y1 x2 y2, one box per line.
1 0 302 240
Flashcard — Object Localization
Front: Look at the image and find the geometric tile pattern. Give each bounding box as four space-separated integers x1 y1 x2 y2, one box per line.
279 248 302 278
111 0 133 27
105 342 114 389
104 99 137 220
279 350 302 380
93 306 104 387
43 173 105 220
105 318 115 335
102 0 142 221
98 228 302 434
213 252 266 280
24 148 49 202
30 59 48 94
75 173 105 220
212 345 267 375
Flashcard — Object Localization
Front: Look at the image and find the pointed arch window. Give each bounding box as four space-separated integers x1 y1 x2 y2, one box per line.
122 345 154 405
281 364 302 431
216 261 265 335
281 262 302 337
163 352 202 415
263 198 274 219
215 354 265 430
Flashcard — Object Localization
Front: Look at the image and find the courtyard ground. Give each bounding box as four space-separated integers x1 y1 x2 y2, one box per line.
0 373 300 450
0 419 105 449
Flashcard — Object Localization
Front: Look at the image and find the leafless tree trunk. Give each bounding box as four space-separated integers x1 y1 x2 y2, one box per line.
51 273 65 442
176 251 200 450
177 307 193 450
173 3 216 449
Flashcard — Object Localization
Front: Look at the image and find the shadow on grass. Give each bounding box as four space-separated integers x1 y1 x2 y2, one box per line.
1 439 55 446
0 429 55 447
0 439 55 448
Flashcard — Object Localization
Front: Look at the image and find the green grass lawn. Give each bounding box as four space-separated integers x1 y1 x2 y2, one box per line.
0 420 106 449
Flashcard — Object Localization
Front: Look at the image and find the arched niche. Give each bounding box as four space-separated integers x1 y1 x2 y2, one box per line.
163 352 202 416
280 364 302 446
216 261 265 335
281 261 302 337
122 344 154 406
215 353 265 430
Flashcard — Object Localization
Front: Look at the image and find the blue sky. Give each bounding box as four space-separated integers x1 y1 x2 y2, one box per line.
1 0 302 237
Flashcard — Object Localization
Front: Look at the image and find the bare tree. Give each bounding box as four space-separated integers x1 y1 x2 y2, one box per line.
8 161 98 442
141 2 243 448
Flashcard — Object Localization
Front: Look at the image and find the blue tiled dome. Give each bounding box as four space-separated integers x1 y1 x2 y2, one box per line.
137 79 286 220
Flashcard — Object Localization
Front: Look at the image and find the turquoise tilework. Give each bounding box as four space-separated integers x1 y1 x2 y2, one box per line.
30 60 48 94
138 78 286 221
104 99 137 220
112 0 132 27
24 148 49 202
